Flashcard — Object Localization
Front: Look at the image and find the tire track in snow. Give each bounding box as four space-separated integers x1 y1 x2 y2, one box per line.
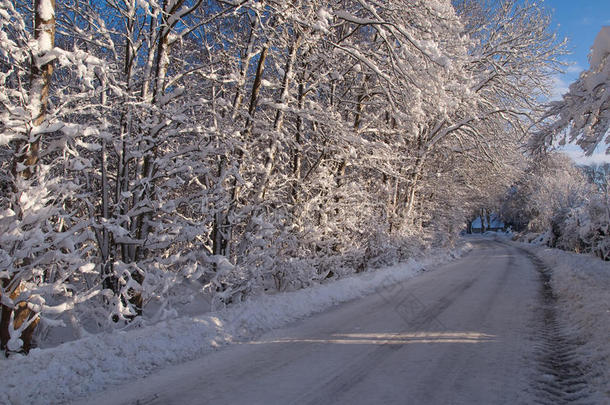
525 251 597 405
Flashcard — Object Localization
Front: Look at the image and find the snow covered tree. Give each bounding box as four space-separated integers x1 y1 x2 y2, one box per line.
0 0 58 353
498 153 610 260
372 0 566 228
0 0 579 353
0 0 116 352
532 26 610 156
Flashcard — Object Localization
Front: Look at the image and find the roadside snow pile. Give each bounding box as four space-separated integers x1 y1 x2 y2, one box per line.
0 242 472 405
522 244 610 398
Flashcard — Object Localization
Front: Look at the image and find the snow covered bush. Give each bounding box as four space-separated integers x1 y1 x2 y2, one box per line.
502 153 610 260
558 194 610 260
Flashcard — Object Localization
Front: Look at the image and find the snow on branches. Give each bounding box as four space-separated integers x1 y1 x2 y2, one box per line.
533 26 610 156
0 0 567 352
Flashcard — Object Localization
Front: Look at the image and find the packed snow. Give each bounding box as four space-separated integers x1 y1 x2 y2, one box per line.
71 238 550 405
511 239 610 398
0 243 472 405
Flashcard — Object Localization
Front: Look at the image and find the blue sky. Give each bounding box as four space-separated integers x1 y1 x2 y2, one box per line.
545 0 610 164
547 0 610 96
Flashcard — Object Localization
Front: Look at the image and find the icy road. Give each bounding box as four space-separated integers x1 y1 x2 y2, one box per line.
75 240 597 404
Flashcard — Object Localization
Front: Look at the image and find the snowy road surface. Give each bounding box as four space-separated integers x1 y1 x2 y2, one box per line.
74 240 596 404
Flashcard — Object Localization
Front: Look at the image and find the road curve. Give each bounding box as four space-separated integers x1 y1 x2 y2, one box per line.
74 239 587 405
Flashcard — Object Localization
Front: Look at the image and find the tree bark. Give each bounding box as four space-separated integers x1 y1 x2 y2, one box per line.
212 25 260 259
220 46 269 260
11 0 56 181
2 0 56 354
257 34 302 201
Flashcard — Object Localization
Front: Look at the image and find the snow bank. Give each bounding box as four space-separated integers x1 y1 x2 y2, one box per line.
515 243 610 398
0 243 472 405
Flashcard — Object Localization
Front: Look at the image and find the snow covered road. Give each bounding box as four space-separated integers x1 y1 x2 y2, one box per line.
73 239 600 404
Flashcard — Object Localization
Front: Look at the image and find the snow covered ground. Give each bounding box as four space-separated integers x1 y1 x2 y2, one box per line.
74 238 547 405
513 240 610 399
3 235 608 404
0 243 472 405
71 237 608 405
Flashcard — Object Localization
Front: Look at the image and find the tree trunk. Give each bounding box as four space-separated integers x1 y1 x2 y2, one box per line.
221 46 269 260
404 154 425 222
291 81 306 205
257 34 302 201
237 34 302 258
11 0 56 181
2 0 56 354
212 25 260 259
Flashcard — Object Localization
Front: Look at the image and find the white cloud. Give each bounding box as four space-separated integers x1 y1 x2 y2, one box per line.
548 61 585 102
566 63 583 74
550 75 569 101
